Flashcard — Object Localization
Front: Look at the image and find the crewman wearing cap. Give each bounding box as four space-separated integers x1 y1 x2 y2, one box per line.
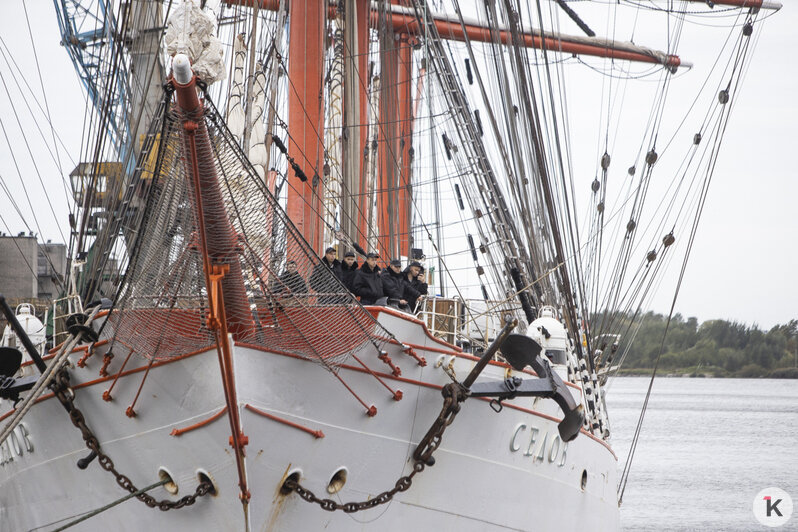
403 260 428 311
381 258 409 310
340 251 359 292
310 246 343 303
353 252 384 305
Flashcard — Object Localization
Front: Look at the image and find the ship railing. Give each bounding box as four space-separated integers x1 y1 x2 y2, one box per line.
457 298 524 350
416 296 523 352
50 293 85 348
416 295 463 346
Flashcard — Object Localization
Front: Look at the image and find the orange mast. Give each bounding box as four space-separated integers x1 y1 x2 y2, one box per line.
376 8 398 260
287 0 326 252
356 0 371 253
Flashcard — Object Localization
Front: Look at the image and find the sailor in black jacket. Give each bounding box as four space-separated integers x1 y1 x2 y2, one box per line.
310 247 344 303
403 261 428 311
310 247 343 291
274 260 307 295
340 251 359 292
381 259 409 309
353 252 384 305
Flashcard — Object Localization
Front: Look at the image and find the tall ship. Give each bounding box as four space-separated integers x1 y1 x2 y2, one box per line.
0 0 780 530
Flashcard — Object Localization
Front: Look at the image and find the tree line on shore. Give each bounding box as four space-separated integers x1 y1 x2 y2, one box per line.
594 312 798 378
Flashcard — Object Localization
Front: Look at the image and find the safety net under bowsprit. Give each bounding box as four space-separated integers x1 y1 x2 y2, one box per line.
105 85 395 370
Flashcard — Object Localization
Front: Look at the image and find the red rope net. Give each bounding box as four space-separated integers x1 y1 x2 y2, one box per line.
106 87 393 368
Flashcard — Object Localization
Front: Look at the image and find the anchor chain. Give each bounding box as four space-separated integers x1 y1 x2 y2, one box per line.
282 382 467 513
52 369 212 510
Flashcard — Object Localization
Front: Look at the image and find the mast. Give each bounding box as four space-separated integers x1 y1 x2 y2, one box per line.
374 5 416 260
397 33 414 257
354 0 371 253
287 0 326 252
377 4 399 260
324 5 346 249
340 0 365 253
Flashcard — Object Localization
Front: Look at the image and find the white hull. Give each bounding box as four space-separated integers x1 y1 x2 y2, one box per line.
0 310 619 531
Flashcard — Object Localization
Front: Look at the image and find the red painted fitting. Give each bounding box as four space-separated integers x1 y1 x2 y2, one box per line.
126 360 154 420
76 348 92 368
229 432 249 448
171 74 201 113
367 405 377 417
103 348 135 401
170 408 227 437
393 390 403 401
378 352 402 377
244 403 325 438
99 352 114 377
352 354 403 400
404 347 427 366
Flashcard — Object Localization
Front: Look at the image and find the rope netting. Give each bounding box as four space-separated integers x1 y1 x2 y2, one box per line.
106 86 394 367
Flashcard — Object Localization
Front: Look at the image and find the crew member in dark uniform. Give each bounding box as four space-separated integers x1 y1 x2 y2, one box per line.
403 261 428 311
310 247 343 304
340 251 359 293
381 259 409 310
274 260 307 296
353 252 384 305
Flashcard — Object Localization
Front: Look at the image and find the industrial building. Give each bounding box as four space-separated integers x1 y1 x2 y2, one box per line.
0 233 66 306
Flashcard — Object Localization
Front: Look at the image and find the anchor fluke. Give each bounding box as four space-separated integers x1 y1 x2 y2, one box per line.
0 347 23 377
499 334 542 371
557 404 584 443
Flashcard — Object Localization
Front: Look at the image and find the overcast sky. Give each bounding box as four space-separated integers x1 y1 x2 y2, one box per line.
0 1 795 330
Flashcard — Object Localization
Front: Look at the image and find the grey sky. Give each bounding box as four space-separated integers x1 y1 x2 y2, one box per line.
0 1 794 329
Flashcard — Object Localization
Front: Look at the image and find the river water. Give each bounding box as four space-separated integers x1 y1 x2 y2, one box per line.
605 377 798 531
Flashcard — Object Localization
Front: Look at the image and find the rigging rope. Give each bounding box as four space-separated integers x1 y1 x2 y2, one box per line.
50 479 170 532
617 20 758 499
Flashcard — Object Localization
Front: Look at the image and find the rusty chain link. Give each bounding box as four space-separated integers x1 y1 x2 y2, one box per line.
282 382 467 513
53 369 212 510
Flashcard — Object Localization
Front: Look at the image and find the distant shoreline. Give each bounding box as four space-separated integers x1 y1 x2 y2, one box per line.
613 367 798 379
